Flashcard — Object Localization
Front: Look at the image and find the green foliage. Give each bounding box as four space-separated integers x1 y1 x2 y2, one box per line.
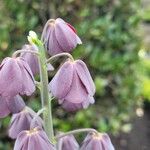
0 0 142 148
73 0 141 135
138 51 150 101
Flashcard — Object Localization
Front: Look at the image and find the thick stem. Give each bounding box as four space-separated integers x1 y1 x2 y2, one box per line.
46 52 74 63
38 44 54 141
55 128 98 140
12 49 39 58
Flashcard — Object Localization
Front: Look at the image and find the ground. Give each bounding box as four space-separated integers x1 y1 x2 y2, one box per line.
112 107 150 150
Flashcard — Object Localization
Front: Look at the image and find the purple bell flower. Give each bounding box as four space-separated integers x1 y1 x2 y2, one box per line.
49 60 95 111
0 57 35 98
20 44 39 75
0 96 10 118
9 107 42 139
41 18 82 55
0 95 25 118
80 133 115 150
14 127 55 150
20 44 54 75
57 134 79 150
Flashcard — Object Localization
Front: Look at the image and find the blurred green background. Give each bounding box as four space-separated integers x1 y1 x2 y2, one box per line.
0 0 150 149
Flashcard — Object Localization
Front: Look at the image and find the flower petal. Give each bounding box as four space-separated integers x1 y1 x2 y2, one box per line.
48 26 63 55
49 61 74 99
6 95 26 114
8 111 32 139
55 18 78 52
14 131 29 150
20 44 39 75
0 58 22 98
58 134 79 150
17 58 35 96
63 69 88 104
59 99 83 112
75 60 95 95
0 96 10 118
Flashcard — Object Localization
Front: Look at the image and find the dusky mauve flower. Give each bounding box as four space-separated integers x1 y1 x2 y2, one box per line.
20 44 54 75
49 60 95 111
14 127 55 150
0 95 25 118
80 133 115 150
0 57 35 98
41 18 82 55
20 44 39 75
57 134 79 150
9 107 42 139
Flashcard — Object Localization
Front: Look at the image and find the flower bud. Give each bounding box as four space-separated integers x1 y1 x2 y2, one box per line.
9 107 42 139
42 18 82 55
0 95 25 118
57 134 79 150
0 57 35 98
14 127 55 150
27 31 38 45
80 133 115 150
49 60 95 111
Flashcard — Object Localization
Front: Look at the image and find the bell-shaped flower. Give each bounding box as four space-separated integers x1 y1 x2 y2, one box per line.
57 134 79 150
20 44 54 75
0 57 35 98
80 132 115 150
20 44 39 75
49 60 95 111
41 18 82 55
14 127 55 150
0 95 25 118
8 107 42 139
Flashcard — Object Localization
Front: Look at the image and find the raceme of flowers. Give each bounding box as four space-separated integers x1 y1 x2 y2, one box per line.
0 18 115 150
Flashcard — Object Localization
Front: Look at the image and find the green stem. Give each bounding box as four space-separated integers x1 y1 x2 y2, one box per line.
46 52 74 63
12 49 39 58
38 44 54 142
55 128 98 140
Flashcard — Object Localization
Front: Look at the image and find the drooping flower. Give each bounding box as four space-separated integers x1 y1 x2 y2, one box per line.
20 44 39 75
14 127 55 150
0 95 25 118
9 107 42 139
57 134 79 150
80 132 115 150
41 18 82 55
49 59 95 111
20 44 54 75
0 57 35 98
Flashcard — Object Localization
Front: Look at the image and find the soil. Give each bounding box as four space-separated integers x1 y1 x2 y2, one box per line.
112 106 150 150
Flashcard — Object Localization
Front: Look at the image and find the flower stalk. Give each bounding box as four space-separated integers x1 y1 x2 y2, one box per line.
37 42 54 142
30 107 46 129
55 128 98 140
46 52 74 63
12 49 39 58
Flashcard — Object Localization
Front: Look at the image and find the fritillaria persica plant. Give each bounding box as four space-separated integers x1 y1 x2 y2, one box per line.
0 18 115 150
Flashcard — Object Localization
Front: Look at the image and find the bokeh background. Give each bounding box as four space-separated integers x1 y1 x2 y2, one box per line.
0 0 150 149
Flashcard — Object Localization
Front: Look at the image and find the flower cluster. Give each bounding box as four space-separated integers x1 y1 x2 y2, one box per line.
0 18 115 150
